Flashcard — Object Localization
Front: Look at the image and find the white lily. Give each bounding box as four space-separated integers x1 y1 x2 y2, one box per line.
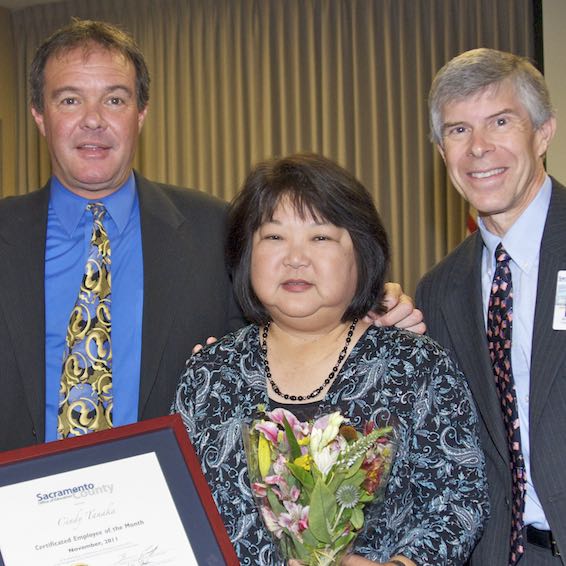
310 411 344 454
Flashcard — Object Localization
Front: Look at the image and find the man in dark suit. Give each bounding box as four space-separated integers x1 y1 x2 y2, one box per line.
0 19 245 451
417 48 565 565
1 19 423 452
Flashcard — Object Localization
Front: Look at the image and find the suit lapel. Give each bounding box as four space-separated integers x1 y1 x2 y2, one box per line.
441 233 509 462
0 187 49 438
136 174 194 415
529 180 566 432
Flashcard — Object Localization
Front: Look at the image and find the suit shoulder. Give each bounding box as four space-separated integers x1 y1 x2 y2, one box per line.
548 177 566 212
153 182 228 214
0 187 48 225
418 233 478 289
136 175 229 230
0 187 46 210
550 176 566 194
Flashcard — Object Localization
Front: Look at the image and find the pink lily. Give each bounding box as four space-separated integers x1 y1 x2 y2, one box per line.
260 506 284 538
264 474 300 502
278 501 309 540
251 482 267 497
273 454 288 475
265 474 285 486
267 408 310 438
255 420 280 444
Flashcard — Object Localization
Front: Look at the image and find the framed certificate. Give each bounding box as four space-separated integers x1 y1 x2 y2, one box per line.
0 414 239 565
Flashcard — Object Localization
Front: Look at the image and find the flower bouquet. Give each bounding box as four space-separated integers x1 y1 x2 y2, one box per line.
243 407 397 565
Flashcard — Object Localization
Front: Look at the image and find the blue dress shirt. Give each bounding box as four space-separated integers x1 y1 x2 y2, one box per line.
479 175 552 530
44 174 143 441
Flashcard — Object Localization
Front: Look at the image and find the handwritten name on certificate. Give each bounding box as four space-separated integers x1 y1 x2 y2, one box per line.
0 452 198 565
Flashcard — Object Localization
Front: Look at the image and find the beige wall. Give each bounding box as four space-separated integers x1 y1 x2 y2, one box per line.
544 0 566 182
0 7 16 197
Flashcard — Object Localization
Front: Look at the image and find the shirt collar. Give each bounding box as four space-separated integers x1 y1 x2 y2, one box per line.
49 173 137 236
478 175 552 274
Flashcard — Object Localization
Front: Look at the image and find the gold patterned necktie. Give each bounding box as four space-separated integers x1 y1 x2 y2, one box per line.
486 244 525 565
58 203 113 438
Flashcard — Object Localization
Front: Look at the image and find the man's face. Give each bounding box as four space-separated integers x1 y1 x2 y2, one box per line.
437 80 555 235
31 46 148 199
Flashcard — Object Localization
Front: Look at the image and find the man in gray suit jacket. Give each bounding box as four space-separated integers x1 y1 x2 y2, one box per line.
417 49 565 565
1 19 422 453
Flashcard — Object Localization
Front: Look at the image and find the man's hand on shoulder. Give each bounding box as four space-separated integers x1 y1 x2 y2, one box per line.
364 282 426 335
192 336 218 354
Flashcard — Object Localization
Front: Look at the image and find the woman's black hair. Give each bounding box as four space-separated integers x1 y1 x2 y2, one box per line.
226 153 390 324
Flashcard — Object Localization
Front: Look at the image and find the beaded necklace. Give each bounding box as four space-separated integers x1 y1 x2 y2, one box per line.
261 318 358 401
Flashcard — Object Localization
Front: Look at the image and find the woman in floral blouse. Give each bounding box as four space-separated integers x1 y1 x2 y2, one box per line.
173 153 489 566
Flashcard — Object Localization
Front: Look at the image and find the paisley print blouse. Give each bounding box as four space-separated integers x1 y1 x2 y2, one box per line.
173 324 489 565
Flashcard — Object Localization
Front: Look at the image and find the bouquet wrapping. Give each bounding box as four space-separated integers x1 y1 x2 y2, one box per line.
243 407 397 565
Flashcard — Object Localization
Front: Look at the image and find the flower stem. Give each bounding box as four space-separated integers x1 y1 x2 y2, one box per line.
331 504 345 532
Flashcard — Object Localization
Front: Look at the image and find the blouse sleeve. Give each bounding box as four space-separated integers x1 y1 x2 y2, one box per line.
171 354 202 439
396 350 490 565
355 338 491 566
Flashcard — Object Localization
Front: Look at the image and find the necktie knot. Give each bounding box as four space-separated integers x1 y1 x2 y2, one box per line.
87 202 107 222
86 203 111 264
495 243 511 265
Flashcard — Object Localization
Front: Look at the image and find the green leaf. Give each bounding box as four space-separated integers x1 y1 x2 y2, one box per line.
287 461 315 490
343 454 364 478
266 489 285 514
301 528 319 549
359 491 374 503
308 480 337 544
347 469 366 485
311 463 323 483
350 506 364 530
332 531 357 552
326 470 347 493
290 534 310 561
278 535 296 560
242 423 261 472
283 417 302 461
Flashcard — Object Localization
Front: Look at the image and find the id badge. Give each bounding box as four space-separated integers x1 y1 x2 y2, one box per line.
552 270 566 330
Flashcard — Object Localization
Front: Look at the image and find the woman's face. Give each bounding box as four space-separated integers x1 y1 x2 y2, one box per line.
251 198 358 330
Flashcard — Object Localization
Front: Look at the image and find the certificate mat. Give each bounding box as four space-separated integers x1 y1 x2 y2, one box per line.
0 415 238 566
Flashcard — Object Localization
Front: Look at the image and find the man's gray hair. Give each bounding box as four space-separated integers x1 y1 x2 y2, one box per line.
428 48 554 145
